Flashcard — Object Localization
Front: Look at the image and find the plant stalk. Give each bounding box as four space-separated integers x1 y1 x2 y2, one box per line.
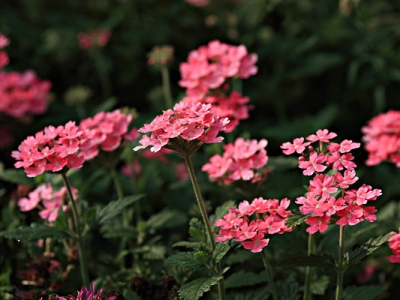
161 65 173 108
335 226 345 300
261 249 279 300
61 172 89 287
303 233 314 300
183 155 225 300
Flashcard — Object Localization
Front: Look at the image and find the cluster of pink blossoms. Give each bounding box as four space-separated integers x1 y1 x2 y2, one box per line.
13 109 137 177
183 91 252 133
133 100 229 155
0 33 9 68
0 70 52 118
202 137 268 184
77 29 111 50
215 197 292 253
362 110 400 167
388 230 400 263
18 184 78 222
0 33 51 118
281 129 382 234
179 40 257 100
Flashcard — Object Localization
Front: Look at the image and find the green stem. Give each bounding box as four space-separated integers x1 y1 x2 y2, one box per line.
335 226 345 300
183 155 225 300
92 50 112 98
261 249 279 300
303 234 314 300
111 167 124 200
161 65 173 108
61 172 89 287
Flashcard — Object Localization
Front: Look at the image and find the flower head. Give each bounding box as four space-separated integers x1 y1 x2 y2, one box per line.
134 100 229 157
388 230 400 263
148 45 174 68
362 110 400 167
77 29 111 50
60 283 117 300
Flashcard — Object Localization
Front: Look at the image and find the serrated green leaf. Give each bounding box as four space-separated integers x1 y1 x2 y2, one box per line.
213 243 230 263
277 274 300 300
0 225 68 241
178 274 223 300
96 195 143 224
146 208 188 230
347 233 393 267
225 270 267 289
211 201 235 226
341 285 385 300
194 251 210 265
278 254 335 270
0 164 35 186
55 211 68 230
83 207 97 224
285 211 307 228
310 275 329 295
173 241 200 250
165 252 203 271
189 218 206 242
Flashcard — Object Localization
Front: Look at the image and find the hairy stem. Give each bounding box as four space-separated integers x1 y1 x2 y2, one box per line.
335 226 345 300
261 249 279 300
61 172 89 287
303 234 314 300
184 155 225 300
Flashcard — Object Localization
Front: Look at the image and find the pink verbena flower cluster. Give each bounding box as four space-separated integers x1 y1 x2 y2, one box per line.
12 121 92 177
0 33 9 68
0 70 52 118
182 91 252 133
77 29 111 50
202 137 268 185
215 197 292 253
17 184 78 222
133 100 229 155
13 109 137 177
281 129 382 234
388 230 400 263
80 109 138 159
179 40 257 100
362 110 400 167
59 283 117 300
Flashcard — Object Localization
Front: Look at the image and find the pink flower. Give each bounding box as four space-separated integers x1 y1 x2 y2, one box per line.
202 137 268 184
13 121 92 177
0 70 51 117
362 110 400 167
134 100 229 156
0 33 9 49
388 230 400 263
241 233 269 253
179 40 257 100
60 283 117 300
298 152 327 176
306 129 337 143
185 0 210 6
281 137 310 155
305 215 330 234
77 29 111 50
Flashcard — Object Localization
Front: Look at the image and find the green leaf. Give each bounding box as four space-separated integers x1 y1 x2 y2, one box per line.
96 195 143 224
340 285 385 300
278 254 335 270
194 251 210 265
146 208 188 230
189 218 206 242
285 211 307 228
225 270 267 289
83 207 97 224
277 274 300 300
178 274 223 300
213 243 230 264
173 241 200 250
227 286 270 300
165 252 203 271
0 163 35 186
0 224 68 241
211 200 235 226
347 233 393 267
310 275 329 295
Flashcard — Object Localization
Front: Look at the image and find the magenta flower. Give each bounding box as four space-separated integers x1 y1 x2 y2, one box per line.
134 100 229 157
362 110 400 167
202 137 269 184
388 230 400 263
60 283 117 300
